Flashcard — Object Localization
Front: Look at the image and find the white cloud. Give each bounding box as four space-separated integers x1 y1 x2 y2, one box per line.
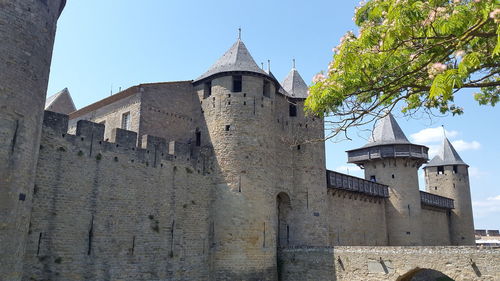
335 165 363 177
451 140 481 152
473 195 500 218
410 127 458 144
427 144 440 159
469 167 488 179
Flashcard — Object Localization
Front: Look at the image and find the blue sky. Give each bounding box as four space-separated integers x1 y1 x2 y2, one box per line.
48 0 499 229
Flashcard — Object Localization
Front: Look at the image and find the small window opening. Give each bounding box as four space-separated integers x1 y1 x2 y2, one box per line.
243 101 246 105
437 166 444 175
370 175 376 182
297 145 301 150
391 174 395 179
453 165 458 174
243 93 247 97
195 131 201 146
204 81 212 98
228 94 231 98
121 112 131 130
435 186 438 190
263 80 270 97
289 103 297 117
225 125 231 131
232 75 242 92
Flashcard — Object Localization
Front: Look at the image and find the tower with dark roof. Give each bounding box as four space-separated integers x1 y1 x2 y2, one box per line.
347 113 429 245
424 138 475 245
192 38 328 279
193 38 283 280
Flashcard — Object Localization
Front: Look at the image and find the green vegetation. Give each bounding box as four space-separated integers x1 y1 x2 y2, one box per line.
307 0 499 137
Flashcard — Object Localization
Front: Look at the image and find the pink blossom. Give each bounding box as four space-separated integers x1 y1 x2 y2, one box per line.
428 62 447 78
312 73 326 83
490 9 500 23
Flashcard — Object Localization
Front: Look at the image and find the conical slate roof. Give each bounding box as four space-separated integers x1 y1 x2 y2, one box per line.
281 67 309 99
365 113 410 147
194 39 270 82
426 137 468 167
45 88 76 115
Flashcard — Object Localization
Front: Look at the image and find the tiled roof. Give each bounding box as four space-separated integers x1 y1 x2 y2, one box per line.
365 113 410 147
194 39 270 82
426 137 468 167
281 68 309 99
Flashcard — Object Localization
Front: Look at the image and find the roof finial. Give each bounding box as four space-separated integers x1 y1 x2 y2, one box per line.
442 125 447 139
261 62 264 69
292 58 296 69
267 59 271 72
238 27 241 40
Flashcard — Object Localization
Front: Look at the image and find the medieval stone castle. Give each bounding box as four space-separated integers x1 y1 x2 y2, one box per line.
1 1 499 281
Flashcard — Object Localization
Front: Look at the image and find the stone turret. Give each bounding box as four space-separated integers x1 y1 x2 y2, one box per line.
0 1 66 279
347 113 429 245
194 39 281 280
424 137 475 245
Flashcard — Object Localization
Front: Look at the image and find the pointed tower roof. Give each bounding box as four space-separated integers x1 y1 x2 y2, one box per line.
281 67 309 99
45 88 76 115
194 39 271 83
365 113 410 147
426 138 468 167
347 113 429 164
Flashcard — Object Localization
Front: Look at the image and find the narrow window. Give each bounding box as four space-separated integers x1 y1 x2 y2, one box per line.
370 175 376 182
437 166 444 175
232 75 242 92
121 112 131 130
204 81 212 98
225 125 231 131
289 103 297 117
453 165 458 174
263 79 270 97
195 131 201 146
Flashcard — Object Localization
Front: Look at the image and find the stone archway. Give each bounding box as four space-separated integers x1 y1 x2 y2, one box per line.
397 268 454 281
276 192 292 248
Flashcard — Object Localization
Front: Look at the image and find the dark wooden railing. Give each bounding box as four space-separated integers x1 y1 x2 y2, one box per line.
326 170 389 198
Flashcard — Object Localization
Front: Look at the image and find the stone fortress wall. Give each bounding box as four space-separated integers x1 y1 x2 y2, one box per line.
23 111 213 281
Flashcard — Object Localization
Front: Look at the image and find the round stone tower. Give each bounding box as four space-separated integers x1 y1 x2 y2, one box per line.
424 137 475 245
0 1 66 279
193 39 282 280
347 113 428 245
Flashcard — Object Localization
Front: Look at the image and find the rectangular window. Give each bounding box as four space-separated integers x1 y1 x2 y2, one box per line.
204 81 212 98
263 80 270 97
121 112 131 130
437 166 444 175
370 175 376 182
232 75 242 92
289 103 297 117
453 165 458 174
195 131 201 146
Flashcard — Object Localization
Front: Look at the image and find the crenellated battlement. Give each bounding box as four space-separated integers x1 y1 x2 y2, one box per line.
42 111 200 169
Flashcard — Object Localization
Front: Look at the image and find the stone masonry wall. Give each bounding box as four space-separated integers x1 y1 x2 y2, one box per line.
425 165 475 245
68 92 141 143
279 246 500 281
364 158 424 245
139 81 199 146
23 112 212 281
0 1 65 279
327 190 388 246
421 206 451 246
